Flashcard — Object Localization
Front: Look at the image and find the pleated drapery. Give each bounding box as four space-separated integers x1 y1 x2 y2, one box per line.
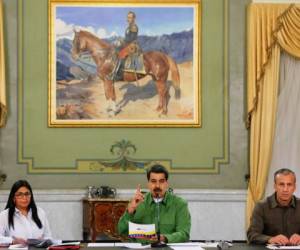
0 0 6 128
247 3 300 227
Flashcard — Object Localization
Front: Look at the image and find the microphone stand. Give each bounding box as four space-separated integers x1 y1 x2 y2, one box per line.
151 193 167 248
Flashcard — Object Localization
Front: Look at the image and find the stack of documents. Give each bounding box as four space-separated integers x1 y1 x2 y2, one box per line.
168 242 205 250
48 241 81 250
87 243 150 249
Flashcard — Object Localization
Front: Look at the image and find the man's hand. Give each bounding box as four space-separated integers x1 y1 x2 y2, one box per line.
268 235 290 245
289 234 300 245
159 234 167 243
136 234 167 243
127 184 144 214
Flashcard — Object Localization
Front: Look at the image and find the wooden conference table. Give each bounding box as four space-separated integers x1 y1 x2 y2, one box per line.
80 244 266 250
19 242 269 250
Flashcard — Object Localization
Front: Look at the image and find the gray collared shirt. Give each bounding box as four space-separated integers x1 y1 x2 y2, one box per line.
247 193 300 244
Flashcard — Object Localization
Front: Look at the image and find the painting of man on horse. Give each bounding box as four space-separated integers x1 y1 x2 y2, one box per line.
51 4 200 126
72 28 180 116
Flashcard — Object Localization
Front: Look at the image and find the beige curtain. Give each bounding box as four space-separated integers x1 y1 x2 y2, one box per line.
247 3 300 227
0 0 6 128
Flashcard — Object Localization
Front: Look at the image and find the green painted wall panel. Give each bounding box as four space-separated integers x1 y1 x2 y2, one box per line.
20 0 225 172
0 0 250 189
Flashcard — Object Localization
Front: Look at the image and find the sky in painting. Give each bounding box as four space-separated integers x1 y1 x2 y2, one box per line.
55 6 194 40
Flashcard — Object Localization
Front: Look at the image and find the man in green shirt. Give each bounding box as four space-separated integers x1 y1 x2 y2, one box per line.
117 164 191 243
247 168 300 245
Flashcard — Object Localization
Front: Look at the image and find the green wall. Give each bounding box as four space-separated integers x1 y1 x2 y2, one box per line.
0 0 250 189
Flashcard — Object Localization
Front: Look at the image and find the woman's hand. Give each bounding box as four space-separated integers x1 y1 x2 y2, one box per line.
12 237 27 245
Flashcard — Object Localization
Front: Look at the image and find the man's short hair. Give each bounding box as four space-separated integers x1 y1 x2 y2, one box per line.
274 168 296 183
147 164 169 181
128 11 136 18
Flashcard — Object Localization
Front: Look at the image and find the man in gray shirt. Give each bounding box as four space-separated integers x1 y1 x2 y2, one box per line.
247 168 300 245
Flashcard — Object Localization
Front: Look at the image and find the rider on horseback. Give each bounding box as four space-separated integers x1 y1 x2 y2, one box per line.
120 11 138 56
112 11 145 81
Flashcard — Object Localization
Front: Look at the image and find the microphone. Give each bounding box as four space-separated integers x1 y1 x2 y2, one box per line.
151 192 167 248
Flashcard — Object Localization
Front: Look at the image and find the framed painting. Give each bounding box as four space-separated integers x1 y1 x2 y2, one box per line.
48 0 201 127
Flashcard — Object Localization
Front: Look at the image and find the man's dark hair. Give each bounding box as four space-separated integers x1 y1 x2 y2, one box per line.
147 164 169 181
274 168 296 183
5 180 42 229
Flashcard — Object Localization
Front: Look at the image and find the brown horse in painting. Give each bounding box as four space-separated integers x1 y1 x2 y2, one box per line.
71 30 180 116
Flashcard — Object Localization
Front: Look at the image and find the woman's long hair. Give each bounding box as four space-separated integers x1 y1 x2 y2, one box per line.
5 180 42 229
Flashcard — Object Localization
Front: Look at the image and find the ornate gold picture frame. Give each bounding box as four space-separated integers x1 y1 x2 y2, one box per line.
48 0 201 127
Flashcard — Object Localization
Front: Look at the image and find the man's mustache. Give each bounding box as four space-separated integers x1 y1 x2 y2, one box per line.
154 188 162 192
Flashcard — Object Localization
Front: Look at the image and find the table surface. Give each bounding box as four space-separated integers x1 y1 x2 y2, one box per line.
22 243 268 250
79 243 292 250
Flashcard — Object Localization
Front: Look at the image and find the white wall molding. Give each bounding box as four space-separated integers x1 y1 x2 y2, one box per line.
0 189 247 241
0 189 247 202
0 189 86 202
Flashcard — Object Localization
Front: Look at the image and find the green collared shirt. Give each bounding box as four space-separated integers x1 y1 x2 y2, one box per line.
117 192 191 243
247 193 300 244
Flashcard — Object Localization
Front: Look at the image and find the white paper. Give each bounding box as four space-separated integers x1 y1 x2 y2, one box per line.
128 222 156 239
88 243 115 247
52 242 81 246
169 243 204 250
199 242 233 248
169 242 233 249
198 243 219 248
115 243 151 249
168 243 204 246
267 245 300 250
8 244 28 250
52 240 63 245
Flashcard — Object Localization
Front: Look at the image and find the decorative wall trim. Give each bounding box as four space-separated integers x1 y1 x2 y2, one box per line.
0 189 247 202
0 189 247 241
0 189 85 202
